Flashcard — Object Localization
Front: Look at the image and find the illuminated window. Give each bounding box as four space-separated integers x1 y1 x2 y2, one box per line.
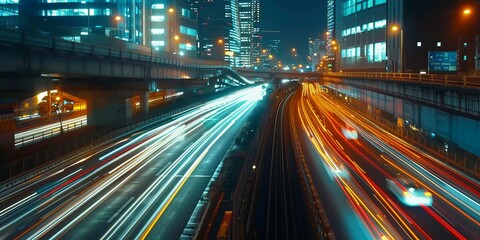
151 28 164 34
368 44 374 62
437 42 441 47
179 26 197 37
151 41 165 46
151 15 164 21
180 43 196 51
374 42 386 62
417 42 422 47
368 22 373 31
374 19 386 29
152 4 165 9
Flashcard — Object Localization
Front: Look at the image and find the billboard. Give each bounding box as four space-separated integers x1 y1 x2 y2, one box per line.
428 51 457 72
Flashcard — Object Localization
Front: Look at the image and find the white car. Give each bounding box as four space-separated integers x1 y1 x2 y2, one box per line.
387 177 433 207
342 124 358 140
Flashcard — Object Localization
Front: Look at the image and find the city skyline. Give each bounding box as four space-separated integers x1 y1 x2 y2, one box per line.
260 0 326 54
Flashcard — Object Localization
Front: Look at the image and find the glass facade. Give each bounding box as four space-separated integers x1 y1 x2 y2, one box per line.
197 0 241 66
326 0 334 58
0 0 144 45
150 0 198 56
335 0 387 71
239 0 253 67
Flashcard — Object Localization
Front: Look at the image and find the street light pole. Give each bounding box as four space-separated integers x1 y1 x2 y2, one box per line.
55 96 64 134
392 25 403 73
218 39 224 64
168 7 176 54
458 7 475 75
400 29 403 73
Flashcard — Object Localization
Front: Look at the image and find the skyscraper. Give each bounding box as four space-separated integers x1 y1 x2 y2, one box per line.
197 0 240 66
238 0 253 67
260 30 280 70
334 0 387 72
238 0 260 68
326 0 335 58
251 0 261 69
308 38 326 71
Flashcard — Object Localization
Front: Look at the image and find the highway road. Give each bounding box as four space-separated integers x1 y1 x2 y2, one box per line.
291 82 479 239
0 85 265 239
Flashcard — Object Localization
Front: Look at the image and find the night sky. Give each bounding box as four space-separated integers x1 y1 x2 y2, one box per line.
261 0 326 55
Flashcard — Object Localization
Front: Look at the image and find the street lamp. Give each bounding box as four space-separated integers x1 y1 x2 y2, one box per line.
114 15 123 39
391 25 404 73
54 96 64 134
218 39 224 63
331 40 340 72
458 7 475 75
168 8 176 53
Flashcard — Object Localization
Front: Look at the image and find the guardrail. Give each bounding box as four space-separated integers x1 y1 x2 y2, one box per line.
0 28 222 70
327 72 480 88
15 118 87 149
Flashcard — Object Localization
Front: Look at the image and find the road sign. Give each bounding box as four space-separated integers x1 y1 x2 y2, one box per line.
428 51 457 72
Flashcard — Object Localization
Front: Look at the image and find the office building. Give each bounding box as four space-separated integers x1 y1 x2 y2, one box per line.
387 0 478 74
238 0 253 67
150 0 198 57
334 0 387 72
0 0 199 57
0 0 145 45
326 0 335 58
251 0 261 69
238 0 260 68
308 38 326 71
197 0 240 66
260 30 280 70
333 0 478 73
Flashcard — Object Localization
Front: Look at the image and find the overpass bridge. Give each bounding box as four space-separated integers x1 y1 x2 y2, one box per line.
0 26 253 151
0 27 252 118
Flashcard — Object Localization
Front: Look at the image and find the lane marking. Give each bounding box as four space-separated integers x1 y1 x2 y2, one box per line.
107 197 135 224
156 162 172 177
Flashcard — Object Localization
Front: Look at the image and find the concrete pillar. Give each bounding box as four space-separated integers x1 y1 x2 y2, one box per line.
139 92 149 113
0 105 15 162
80 90 131 126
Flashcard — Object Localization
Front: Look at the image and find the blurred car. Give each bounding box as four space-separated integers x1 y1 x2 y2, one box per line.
387 177 432 207
342 123 358 140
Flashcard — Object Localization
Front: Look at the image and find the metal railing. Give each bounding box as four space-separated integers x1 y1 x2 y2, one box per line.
0 13 239 73
0 28 222 70
327 72 480 88
15 118 88 149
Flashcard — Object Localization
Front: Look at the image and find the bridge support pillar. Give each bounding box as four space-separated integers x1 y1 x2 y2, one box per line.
139 92 149 114
79 90 133 127
0 105 15 161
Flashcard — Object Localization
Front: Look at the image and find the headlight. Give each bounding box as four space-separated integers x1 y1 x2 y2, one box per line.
402 191 412 197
